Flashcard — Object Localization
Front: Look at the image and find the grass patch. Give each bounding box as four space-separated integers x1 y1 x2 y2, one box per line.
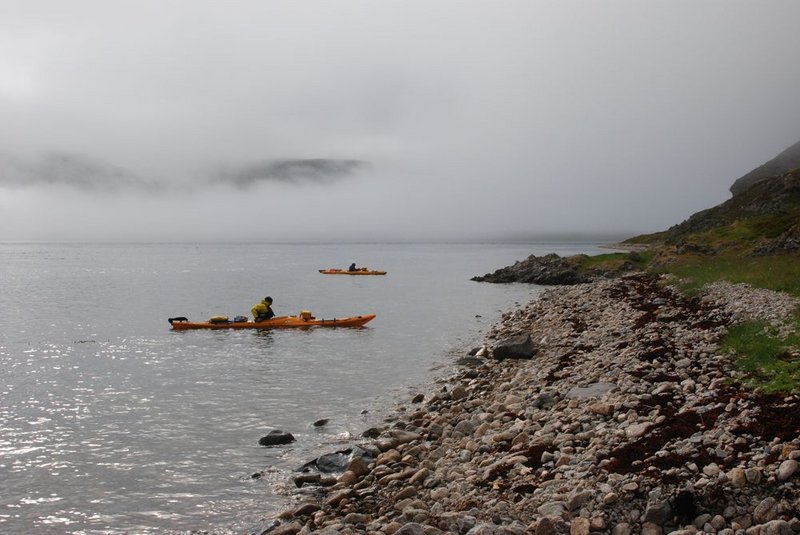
653 253 800 297
680 211 799 253
579 251 655 274
721 314 800 393
623 230 669 245
577 247 800 392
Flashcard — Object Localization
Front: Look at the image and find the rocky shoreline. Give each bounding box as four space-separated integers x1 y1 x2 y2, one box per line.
470 253 592 285
260 273 799 535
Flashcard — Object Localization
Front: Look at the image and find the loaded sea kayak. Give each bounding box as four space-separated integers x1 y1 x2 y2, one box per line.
169 314 376 330
319 269 387 275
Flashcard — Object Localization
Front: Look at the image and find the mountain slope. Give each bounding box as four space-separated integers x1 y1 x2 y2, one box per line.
730 140 800 196
626 139 800 256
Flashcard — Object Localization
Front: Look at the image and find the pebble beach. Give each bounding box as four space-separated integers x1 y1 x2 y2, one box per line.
263 273 800 535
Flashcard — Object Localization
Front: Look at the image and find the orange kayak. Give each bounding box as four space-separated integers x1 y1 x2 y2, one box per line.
169 314 376 330
319 269 387 275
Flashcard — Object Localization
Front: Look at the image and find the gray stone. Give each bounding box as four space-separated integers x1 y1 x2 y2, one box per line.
292 503 320 517
703 463 721 477
347 456 371 477
566 382 616 399
270 522 302 535
777 459 798 482
492 334 536 359
308 529 341 535
293 473 321 487
454 419 477 436
694 514 712 529
611 523 632 535
570 517 590 535
710 515 726 530
567 490 594 512
537 501 567 517
535 517 557 535
745 467 762 484
533 393 557 408
732 514 753 529
343 513 371 524
467 524 502 535
395 486 418 500
626 422 651 438
761 520 793 535
729 467 747 488
753 497 777 524
438 513 477 535
641 523 663 535
451 385 468 400
395 523 426 535
390 430 422 445
644 500 673 525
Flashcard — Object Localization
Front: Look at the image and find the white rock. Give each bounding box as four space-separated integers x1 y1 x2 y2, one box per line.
776 459 798 482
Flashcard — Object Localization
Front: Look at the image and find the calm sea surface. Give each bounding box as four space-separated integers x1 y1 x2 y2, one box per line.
0 242 612 534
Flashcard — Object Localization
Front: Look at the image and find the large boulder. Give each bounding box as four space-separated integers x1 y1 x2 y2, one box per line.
299 445 374 473
492 334 536 359
259 430 296 446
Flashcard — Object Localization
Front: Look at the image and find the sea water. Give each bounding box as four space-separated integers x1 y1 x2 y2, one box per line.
0 242 612 534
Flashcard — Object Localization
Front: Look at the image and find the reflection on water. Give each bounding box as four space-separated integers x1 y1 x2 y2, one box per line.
0 242 611 533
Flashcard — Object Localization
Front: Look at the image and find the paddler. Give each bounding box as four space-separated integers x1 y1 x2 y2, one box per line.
251 296 275 322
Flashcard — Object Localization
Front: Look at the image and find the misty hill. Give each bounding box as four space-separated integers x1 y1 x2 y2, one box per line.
0 152 160 192
218 158 367 188
627 142 800 256
730 139 800 196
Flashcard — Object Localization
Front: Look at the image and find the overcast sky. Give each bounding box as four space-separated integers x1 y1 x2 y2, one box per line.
1 1 799 242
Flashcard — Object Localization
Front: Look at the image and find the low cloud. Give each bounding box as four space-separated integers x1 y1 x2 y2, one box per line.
0 153 161 193
215 159 368 188
0 154 368 194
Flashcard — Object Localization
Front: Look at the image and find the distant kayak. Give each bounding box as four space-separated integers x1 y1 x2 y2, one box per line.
169 314 376 330
319 269 387 276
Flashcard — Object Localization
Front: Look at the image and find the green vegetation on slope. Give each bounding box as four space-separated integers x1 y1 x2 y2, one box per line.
721 313 800 393
653 253 800 297
652 253 800 393
578 251 655 275
607 168 800 391
626 168 800 253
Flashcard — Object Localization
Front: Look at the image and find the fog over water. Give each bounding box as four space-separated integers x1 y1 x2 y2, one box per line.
1 1 800 242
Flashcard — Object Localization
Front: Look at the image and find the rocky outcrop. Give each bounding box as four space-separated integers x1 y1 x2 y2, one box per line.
471 254 590 285
753 223 800 256
730 140 800 196
264 274 800 535
659 169 800 250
